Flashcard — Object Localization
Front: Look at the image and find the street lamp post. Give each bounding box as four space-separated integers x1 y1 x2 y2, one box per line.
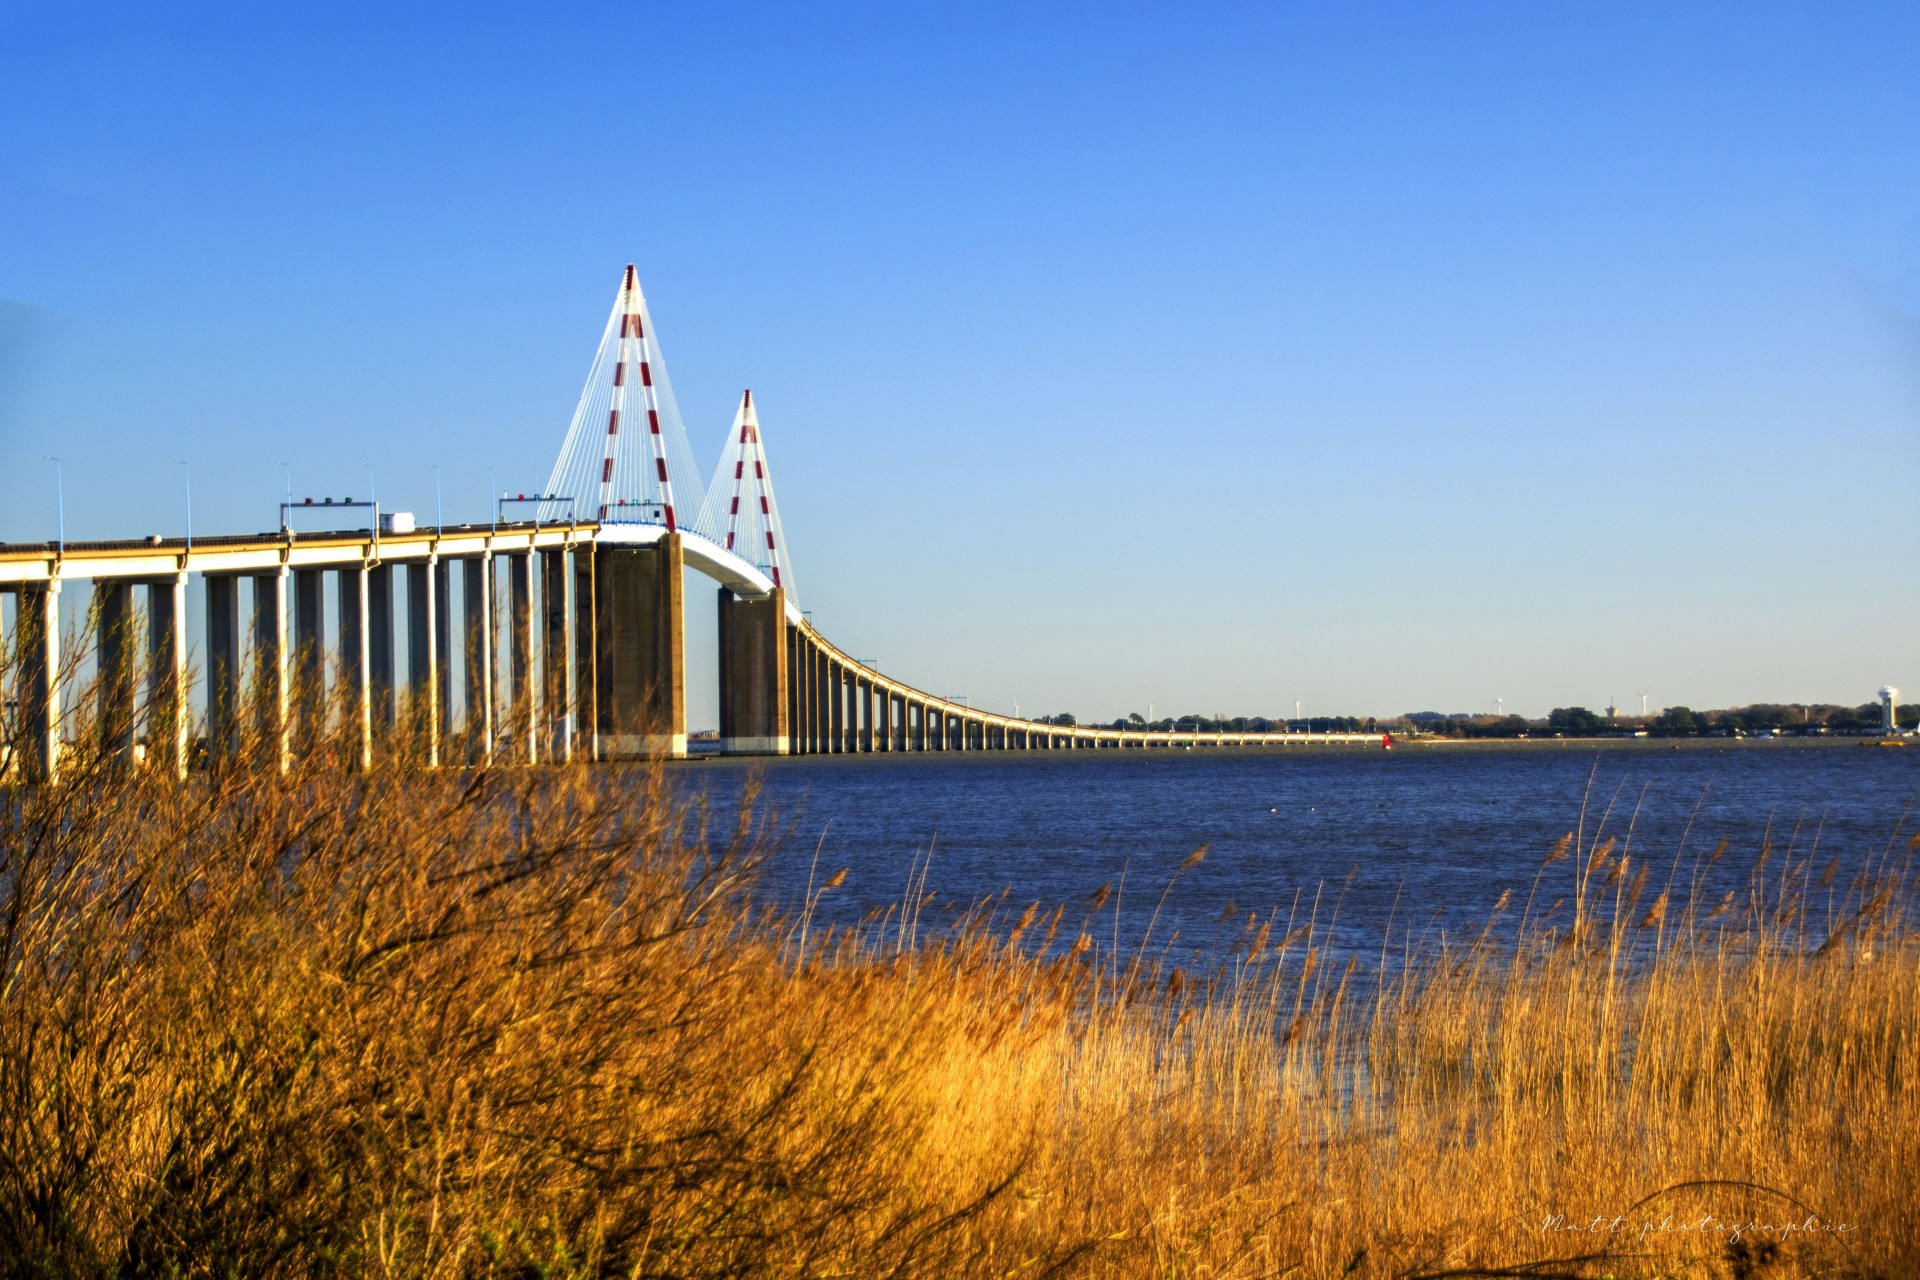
43 456 63 553
177 461 192 551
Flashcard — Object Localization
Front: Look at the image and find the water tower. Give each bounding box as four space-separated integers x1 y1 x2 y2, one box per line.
1880 686 1900 735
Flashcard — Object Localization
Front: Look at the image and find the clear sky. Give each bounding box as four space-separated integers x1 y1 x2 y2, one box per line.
3 1 1917 727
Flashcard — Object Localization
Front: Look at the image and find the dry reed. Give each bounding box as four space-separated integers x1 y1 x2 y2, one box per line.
0 625 1913 1278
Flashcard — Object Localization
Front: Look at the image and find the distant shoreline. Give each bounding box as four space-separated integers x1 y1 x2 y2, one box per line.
674 733 1905 764
1405 734 1890 751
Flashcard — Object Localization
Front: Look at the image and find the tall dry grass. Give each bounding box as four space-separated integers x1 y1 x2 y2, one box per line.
0 627 1914 1278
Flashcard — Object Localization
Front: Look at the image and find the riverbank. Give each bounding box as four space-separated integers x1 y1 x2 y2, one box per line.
4 705 1912 1278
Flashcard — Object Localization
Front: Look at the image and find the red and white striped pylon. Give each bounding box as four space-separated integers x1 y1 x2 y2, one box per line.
724 389 780 587
594 264 679 530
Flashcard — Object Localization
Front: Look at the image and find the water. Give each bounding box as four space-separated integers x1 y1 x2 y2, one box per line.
670 743 1920 961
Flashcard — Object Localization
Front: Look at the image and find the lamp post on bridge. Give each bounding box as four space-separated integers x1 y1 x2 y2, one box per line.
43 456 63 554
176 461 192 551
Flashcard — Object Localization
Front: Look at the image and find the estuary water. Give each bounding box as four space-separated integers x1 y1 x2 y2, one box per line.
669 743 1920 961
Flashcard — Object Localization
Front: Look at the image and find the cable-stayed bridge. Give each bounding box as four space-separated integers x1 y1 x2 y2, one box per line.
0 266 1383 778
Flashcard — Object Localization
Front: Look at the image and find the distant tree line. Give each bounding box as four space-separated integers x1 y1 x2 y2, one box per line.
1025 701 1915 739
1400 702 1917 739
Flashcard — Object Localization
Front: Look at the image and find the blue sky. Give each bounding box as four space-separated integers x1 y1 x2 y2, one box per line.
3 1 1917 725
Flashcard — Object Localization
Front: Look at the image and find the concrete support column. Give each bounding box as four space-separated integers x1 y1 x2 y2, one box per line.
857 678 873 752
368 564 395 732
292 567 325 745
506 552 537 762
593 536 684 759
807 641 822 754
434 557 455 756
784 629 802 755
848 675 860 753
147 575 187 776
407 559 439 763
571 549 596 760
814 646 828 753
803 644 819 754
790 636 806 754
206 575 242 759
820 652 831 753
252 569 290 769
17 583 61 780
827 661 843 754
95 580 137 757
788 635 804 754
339 564 372 769
462 554 494 762
843 667 857 753
540 548 571 761
719 587 789 755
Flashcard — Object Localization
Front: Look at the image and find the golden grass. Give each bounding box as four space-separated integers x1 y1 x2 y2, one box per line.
0 642 1914 1278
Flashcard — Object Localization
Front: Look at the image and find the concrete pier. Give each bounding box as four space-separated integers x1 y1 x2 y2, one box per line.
206 574 242 756
594 535 684 758
462 554 493 762
147 574 187 775
571 550 596 759
433 557 454 754
293 566 325 743
252 568 289 767
540 548 571 760
406 560 437 760
368 563 395 730
718 585 788 754
506 552 537 762
96 580 136 756
16 584 60 780
339 564 372 768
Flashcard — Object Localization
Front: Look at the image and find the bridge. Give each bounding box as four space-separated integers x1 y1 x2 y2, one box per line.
0 266 1382 778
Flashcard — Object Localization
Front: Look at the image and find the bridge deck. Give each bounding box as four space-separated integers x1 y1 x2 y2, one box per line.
0 521 1378 776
